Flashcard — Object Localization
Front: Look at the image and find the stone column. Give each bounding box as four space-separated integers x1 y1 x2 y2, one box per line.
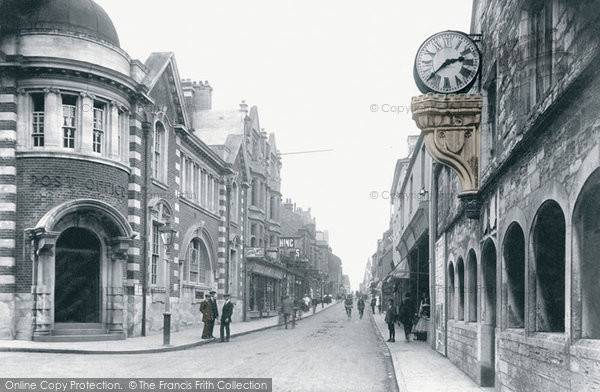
43 88 61 148
80 93 94 153
110 101 120 160
15 89 29 148
108 238 129 334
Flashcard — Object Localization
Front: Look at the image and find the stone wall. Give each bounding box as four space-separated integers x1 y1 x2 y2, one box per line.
447 321 480 382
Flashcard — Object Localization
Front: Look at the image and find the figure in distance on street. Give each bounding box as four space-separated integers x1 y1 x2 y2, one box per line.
209 290 219 339
344 295 353 319
357 296 365 319
385 298 397 342
220 293 233 342
281 295 294 329
200 293 214 339
399 292 416 342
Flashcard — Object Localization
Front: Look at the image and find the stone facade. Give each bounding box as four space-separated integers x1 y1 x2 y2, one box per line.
420 1 600 390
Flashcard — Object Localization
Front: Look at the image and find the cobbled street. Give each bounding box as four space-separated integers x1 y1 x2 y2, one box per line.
0 304 397 392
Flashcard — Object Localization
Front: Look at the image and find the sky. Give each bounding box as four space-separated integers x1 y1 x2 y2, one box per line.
96 0 473 291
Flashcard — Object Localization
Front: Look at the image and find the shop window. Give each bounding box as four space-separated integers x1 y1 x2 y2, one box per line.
31 93 45 147
61 95 77 149
448 262 455 320
532 200 565 332
457 257 465 321
504 222 525 328
467 250 478 322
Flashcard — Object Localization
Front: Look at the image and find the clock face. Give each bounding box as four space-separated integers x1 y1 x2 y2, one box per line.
414 31 481 94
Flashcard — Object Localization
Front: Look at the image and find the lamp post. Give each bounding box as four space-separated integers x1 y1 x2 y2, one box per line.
160 222 177 346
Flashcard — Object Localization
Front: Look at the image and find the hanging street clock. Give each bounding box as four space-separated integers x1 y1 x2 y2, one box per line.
414 30 481 94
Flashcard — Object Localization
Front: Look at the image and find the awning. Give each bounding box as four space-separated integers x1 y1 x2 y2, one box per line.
391 258 410 279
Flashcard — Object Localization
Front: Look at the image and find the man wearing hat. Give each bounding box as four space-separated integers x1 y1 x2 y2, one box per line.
200 293 214 339
220 293 234 342
208 290 219 339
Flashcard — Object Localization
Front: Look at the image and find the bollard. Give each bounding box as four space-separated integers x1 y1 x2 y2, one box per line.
163 312 171 345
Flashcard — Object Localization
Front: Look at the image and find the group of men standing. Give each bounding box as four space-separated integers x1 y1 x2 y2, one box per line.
200 291 234 342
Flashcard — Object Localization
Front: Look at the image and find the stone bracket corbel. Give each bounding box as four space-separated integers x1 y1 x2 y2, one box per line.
411 93 482 219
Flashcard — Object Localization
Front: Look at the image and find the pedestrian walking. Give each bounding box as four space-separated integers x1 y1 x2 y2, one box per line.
377 296 382 314
344 295 353 319
220 293 233 342
399 293 416 341
208 290 218 338
370 297 376 313
385 299 397 342
281 295 293 329
312 297 318 315
200 293 214 339
357 297 365 319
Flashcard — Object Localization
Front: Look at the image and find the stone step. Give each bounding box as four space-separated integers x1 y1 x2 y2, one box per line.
54 323 104 330
52 328 107 336
34 333 125 342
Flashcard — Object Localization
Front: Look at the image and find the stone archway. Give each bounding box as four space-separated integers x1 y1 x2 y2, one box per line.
26 199 133 339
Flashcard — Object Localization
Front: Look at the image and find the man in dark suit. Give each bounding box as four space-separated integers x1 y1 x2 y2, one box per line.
208 290 219 338
220 293 234 342
200 293 213 339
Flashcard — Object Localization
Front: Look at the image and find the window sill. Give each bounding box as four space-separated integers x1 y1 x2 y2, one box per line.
179 197 220 219
152 179 168 191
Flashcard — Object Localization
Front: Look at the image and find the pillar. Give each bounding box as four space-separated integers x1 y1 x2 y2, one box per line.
80 92 94 153
43 88 61 148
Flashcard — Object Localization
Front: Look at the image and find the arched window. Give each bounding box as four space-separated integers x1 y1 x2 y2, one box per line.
153 122 166 181
573 168 600 338
448 262 455 320
532 200 565 332
457 257 465 321
467 250 477 322
186 238 211 285
504 222 525 328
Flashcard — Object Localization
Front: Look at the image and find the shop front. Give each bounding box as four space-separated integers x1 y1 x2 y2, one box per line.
247 259 285 318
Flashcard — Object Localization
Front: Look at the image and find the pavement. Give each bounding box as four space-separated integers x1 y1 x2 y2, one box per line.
371 311 494 392
0 302 336 354
1 302 397 392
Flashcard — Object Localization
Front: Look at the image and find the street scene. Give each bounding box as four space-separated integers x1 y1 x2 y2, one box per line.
0 0 600 391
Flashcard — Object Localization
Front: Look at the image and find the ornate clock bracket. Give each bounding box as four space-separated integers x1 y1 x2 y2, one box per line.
411 93 482 219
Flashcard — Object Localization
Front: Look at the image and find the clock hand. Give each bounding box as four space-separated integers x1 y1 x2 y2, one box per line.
427 56 466 80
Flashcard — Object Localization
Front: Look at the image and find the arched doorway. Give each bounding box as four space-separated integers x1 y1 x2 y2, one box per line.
481 239 497 387
55 227 101 323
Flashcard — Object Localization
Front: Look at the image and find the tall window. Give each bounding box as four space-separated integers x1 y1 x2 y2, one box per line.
504 223 525 328
92 102 105 154
487 76 498 156
151 222 160 285
448 262 455 319
31 93 44 147
201 171 207 207
186 238 210 284
153 122 165 180
213 178 219 212
193 165 199 203
62 95 77 149
231 183 238 222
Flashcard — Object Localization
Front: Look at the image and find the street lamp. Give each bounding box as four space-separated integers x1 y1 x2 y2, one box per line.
160 222 177 346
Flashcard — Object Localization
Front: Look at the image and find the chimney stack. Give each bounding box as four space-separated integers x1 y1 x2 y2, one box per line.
239 100 248 114
181 79 212 113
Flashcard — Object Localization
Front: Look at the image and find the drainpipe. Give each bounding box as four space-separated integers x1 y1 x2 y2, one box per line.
141 120 151 336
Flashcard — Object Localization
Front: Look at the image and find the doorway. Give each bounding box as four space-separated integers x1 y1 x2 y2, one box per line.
54 227 101 323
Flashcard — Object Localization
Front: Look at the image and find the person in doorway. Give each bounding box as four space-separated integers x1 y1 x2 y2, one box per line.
220 293 234 342
200 293 214 339
208 290 219 338
357 296 365 319
399 293 416 341
281 295 293 329
370 296 376 313
385 298 397 342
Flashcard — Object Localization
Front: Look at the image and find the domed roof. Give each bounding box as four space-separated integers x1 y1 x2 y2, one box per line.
0 0 120 47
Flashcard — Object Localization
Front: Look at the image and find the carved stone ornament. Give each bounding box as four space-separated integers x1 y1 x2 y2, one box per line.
411 93 482 219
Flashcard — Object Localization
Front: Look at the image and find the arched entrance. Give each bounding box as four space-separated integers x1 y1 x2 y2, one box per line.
55 228 101 323
27 199 133 340
481 239 497 387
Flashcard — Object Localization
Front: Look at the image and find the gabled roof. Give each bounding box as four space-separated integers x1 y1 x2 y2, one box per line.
143 52 189 128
